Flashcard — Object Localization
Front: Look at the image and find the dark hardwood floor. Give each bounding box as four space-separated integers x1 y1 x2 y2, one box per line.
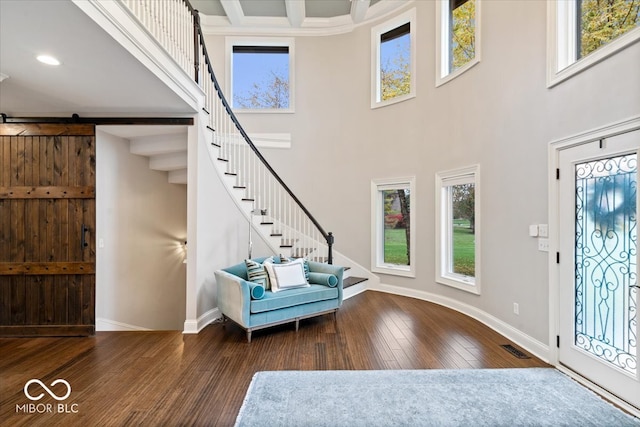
0 291 549 426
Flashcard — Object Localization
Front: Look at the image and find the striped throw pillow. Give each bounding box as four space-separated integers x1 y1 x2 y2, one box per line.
245 259 270 290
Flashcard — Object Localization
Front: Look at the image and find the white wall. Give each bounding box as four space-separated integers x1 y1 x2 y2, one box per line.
205 0 640 346
185 113 272 331
96 130 187 330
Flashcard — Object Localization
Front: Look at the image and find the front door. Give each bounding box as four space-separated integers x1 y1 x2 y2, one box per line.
558 130 640 408
0 123 96 336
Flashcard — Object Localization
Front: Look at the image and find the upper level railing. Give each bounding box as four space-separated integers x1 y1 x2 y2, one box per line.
121 0 334 263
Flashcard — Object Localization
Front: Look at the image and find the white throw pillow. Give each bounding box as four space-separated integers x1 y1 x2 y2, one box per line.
264 258 309 293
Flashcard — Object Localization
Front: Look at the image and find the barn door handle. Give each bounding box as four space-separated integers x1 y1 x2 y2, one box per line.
81 224 89 249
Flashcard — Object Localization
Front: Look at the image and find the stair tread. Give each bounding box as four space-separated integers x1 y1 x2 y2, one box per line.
261 222 274 225
233 185 246 189
343 276 368 289
217 158 228 162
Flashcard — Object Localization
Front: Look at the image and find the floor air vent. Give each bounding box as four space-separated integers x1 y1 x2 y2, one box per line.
500 344 530 359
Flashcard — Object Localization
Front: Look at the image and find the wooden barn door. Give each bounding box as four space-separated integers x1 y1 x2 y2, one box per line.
0 124 96 336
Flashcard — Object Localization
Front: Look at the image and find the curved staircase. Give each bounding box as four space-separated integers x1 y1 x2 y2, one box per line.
116 0 378 297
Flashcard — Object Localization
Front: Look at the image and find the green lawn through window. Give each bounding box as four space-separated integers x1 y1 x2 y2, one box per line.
384 224 475 276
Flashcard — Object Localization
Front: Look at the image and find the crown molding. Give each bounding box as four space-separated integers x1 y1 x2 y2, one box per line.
200 0 414 37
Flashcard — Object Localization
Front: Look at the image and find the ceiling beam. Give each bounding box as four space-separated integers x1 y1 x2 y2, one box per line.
350 0 371 24
220 0 245 26
285 0 306 27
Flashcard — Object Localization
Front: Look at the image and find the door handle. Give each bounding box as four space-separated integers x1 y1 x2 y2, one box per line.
81 224 89 249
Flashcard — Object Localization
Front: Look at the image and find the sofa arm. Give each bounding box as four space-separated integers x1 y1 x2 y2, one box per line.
214 270 252 328
307 261 344 305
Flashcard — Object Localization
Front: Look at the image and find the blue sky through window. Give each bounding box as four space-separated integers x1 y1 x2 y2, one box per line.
233 50 289 109
380 32 410 68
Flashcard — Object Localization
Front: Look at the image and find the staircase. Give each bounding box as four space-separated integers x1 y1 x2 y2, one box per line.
116 0 375 296
128 129 188 185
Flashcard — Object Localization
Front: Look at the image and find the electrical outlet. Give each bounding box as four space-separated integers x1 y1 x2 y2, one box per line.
513 303 519 315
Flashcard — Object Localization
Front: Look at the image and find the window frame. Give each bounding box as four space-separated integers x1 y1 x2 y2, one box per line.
435 165 481 294
547 0 640 88
225 36 295 113
370 8 417 109
435 0 482 87
371 177 416 277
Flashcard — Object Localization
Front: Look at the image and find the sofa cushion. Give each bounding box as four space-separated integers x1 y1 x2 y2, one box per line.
279 255 310 281
250 285 339 314
265 258 310 293
248 282 265 300
308 272 338 287
245 259 270 290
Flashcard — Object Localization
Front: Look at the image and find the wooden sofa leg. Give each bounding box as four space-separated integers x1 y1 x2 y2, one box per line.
295 318 300 331
247 330 252 343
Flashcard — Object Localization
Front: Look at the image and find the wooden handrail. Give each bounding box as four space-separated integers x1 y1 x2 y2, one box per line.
182 0 334 263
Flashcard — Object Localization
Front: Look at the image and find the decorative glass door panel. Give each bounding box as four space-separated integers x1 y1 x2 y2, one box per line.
558 131 640 410
574 154 637 376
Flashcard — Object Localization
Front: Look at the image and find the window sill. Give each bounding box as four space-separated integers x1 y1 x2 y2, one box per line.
372 264 415 278
547 27 640 88
371 92 416 110
437 275 480 295
435 57 480 88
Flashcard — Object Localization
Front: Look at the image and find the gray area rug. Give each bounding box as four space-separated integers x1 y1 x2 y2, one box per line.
234 368 640 426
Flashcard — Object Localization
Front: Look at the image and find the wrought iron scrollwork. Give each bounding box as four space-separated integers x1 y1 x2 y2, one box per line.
575 153 638 375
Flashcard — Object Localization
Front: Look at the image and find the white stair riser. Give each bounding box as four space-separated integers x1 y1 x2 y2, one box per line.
149 152 188 171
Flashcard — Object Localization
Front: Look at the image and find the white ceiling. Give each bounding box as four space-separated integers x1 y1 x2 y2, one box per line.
0 0 408 129
0 0 194 118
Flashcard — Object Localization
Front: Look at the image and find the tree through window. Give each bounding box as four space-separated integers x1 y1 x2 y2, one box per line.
231 44 292 110
371 8 416 108
436 165 481 294
578 0 640 59
380 23 411 101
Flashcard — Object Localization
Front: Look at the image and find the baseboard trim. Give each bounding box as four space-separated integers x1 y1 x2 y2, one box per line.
369 283 550 363
183 307 220 334
96 318 151 331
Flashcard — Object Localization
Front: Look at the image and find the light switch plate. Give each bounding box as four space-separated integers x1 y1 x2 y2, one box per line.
538 224 548 237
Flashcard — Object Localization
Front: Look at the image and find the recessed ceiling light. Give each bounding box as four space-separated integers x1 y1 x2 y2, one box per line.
37 55 60 66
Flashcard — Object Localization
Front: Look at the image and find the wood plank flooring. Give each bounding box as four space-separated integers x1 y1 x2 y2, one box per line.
0 291 548 426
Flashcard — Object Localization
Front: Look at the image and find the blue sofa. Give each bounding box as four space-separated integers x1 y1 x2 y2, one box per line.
214 257 344 342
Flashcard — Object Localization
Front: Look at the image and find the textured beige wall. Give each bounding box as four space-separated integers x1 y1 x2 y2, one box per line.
205 0 640 344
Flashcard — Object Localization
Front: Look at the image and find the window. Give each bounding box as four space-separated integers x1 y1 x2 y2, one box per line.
435 165 480 294
371 8 416 108
547 0 640 87
435 0 481 86
371 177 416 277
226 37 294 112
